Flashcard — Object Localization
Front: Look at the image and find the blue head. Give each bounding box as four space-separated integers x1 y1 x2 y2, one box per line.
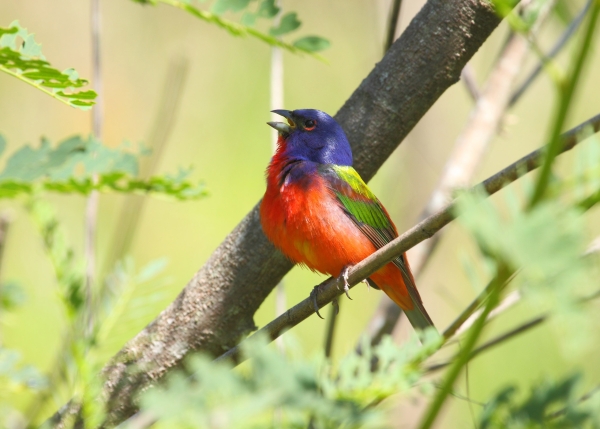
268 109 353 166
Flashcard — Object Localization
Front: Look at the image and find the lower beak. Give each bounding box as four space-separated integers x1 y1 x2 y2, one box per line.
267 121 292 134
267 109 295 135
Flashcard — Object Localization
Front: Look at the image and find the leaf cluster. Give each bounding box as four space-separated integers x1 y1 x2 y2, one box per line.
137 331 441 429
0 135 206 201
0 21 97 110
131 0 329 55
480 375 600 429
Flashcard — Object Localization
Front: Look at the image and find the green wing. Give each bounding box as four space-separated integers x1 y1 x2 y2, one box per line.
319 164 434 330
319 164 398 249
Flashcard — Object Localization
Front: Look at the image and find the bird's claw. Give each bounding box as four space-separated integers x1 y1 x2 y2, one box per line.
310 284 324 319
341 267 353 300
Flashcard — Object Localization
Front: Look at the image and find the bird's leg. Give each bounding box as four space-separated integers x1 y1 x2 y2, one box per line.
310 282 326 319
339 267 353 300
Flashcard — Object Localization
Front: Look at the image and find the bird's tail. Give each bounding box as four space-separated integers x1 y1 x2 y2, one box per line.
399 255 435 332
403 295 435 331
388 253 436 332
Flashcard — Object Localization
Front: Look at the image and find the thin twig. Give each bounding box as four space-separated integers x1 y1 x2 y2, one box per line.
426 280 600 374
460 63 480 101
418 265 510 429
0 214 10 346
270 0 287 353
529 1 600 206
426 315 545 373
362 2 553 349
509 0 593 106
104 57 189 274
384 0 404 52
84 0 103 333
214 112 600 366
454 290 521 337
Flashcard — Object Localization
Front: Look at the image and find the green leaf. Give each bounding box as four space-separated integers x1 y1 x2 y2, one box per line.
0 135 207 201
134 0 327 60
240 12 256 26
0 348 47 394
211 0 252 15
257 0 279 18
138 332 436 428
269 12 301 36
0 282 26 311
480 375 596 429
293 36 330 52
0 21 97 110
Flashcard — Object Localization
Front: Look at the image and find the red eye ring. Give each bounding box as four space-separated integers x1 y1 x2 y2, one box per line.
304 119 317 131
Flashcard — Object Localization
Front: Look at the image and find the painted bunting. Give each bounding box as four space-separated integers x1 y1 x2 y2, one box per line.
260 109 434 331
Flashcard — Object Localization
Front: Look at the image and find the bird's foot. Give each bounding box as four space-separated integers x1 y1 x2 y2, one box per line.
363 279 371 291
339 267 353 300
310 282 327 319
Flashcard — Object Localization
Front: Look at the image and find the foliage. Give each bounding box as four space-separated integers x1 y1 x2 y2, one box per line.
0 135 206 200
0 282 26 311
0 348 46 395
131 0 330 55
0 21 97 110
137 331 441 429
480 375 600 429
21 199 171 425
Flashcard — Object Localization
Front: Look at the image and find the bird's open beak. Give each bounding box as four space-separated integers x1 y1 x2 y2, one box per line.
267 109 295 135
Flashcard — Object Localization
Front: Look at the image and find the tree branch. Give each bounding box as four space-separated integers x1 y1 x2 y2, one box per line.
49 0 507 426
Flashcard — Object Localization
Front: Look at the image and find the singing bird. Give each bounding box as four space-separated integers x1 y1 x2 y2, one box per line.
260 109 434 331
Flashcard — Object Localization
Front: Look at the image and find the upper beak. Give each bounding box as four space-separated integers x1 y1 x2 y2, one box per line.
267 109 295 135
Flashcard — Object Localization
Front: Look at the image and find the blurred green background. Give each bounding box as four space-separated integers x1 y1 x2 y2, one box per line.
1 0 600 426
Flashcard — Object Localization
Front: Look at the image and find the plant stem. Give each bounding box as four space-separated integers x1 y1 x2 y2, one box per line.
84 0 103 335
529 0 600 207
384 0 403 51
418 265 510 429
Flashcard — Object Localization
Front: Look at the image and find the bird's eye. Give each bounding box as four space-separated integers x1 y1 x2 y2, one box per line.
304 119 316 131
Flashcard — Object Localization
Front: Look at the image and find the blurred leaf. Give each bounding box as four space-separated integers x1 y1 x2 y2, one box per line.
211 0 252 15
293 36 330 52
480 374 598 428
95 258 170 356
0 135 6 157
0 21 96 110
0 348 47 396
27 199 85 318
137 332 440 428
269 12 301 36
553 0 575 25
0 135 207 201
521 0 554 29
0 282 26 311
241 12 257 26
257 0 279 18
456 187 596 354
